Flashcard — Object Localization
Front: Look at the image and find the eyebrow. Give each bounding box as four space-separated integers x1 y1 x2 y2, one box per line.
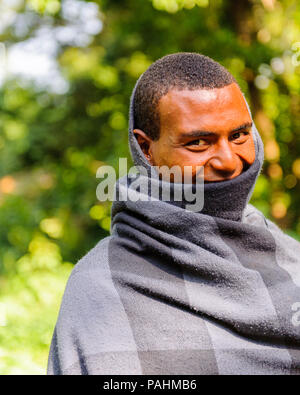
231 122 253 132
181 122 253 138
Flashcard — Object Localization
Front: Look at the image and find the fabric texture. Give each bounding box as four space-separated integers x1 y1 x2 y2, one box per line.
47 78 300 375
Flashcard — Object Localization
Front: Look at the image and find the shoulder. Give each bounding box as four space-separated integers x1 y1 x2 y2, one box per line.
70 235 112 278
243 204 300 247
54 233 129 342
57 235 116 319
242 204 268 228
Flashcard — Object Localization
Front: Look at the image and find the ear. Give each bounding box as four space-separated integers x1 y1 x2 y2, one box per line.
133 129 154 165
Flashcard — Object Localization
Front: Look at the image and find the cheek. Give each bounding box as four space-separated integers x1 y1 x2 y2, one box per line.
167 150 211 181
234 138 256 164
151 142 171 166
152 147 208 181
166 149 209 168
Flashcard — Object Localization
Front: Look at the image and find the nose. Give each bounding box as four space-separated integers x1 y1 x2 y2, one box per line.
209 139 237 175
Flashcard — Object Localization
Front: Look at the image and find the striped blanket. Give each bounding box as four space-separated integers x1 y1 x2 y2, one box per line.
47 82 300 375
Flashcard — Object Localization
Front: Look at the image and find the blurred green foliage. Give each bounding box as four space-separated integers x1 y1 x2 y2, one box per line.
0 0 299 374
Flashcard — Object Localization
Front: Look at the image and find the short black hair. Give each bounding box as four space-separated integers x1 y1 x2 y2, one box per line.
133 52 236 140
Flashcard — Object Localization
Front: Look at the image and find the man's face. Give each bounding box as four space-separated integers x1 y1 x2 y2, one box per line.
134 82 255 182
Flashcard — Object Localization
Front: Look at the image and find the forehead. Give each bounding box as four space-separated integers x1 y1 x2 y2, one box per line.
158 83 251 133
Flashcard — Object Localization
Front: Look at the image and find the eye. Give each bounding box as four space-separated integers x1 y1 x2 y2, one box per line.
185 139 208 147
229 131 249 143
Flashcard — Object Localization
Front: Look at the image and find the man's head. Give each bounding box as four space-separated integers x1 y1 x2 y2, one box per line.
133 53 255 182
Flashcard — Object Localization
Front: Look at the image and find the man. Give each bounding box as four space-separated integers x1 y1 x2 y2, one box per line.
48 53 300 375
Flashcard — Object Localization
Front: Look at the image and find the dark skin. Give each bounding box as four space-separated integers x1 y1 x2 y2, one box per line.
134 82 256 183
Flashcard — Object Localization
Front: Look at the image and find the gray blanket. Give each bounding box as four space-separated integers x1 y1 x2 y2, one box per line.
47 82 300 375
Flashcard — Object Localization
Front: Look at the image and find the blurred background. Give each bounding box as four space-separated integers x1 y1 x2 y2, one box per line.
0 0 299 374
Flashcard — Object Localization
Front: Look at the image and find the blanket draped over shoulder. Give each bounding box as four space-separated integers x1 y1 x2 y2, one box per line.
47 79 300 375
